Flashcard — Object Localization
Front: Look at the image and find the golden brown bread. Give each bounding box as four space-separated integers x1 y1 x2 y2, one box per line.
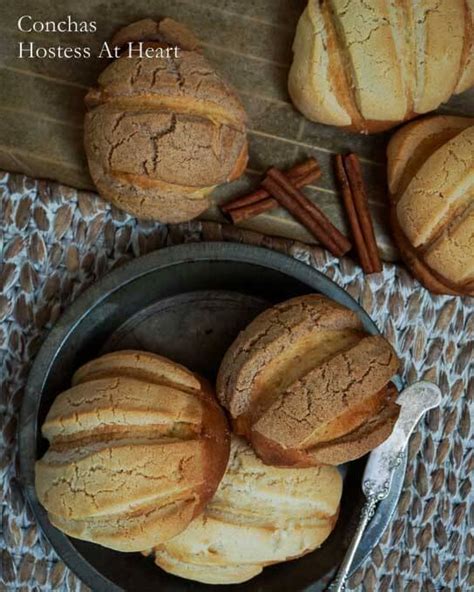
217 295 400 466
288 1 474 134
387 115 474 296
84 18 248 222
35 350 230 552
148 436 342 584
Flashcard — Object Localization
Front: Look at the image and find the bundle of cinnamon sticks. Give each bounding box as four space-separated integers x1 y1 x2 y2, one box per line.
219 153 382 274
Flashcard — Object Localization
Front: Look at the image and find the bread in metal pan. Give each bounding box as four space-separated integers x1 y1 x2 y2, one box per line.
35 350 230 552
217 295 400 466
149 436 342 584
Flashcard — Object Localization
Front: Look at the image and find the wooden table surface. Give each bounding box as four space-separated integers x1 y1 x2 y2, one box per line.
1 0 473 260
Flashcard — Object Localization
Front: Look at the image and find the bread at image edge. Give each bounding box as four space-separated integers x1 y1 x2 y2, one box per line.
35 350 230 552
84 18 248 222
288 1 474 134
217 295 400 467
387 115 474 296
147 436 342 584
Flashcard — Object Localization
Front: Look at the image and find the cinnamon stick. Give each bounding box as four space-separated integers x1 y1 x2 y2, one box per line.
221 186 273 212
226 168 321 224
223 167 319 212
334 153 382 274
220 159 321 223
224 196 275 224
262 168 351 257
344 154 382 272
335 155 372 272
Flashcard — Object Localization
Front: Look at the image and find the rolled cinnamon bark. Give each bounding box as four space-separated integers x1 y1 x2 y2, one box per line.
335 153 382 274
220 159 321 223
335 155 373 272
262 168 351 257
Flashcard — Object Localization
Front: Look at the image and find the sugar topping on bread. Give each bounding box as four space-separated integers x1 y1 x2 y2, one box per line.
35 350 230 552
217 295 400 466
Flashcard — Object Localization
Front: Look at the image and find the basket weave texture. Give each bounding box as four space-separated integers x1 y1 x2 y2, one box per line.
1 171 472 592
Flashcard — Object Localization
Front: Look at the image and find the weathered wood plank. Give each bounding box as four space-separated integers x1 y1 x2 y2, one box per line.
0 0 472 259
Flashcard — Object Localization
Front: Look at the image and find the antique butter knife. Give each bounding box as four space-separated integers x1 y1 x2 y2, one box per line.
329 381 442 592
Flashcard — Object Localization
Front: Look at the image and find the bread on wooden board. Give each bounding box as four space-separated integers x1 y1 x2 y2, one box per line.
387 115 474 296
217 295 400 467
288 1 474 133
84 18 248 222
35 350 230 552
148 436 342 584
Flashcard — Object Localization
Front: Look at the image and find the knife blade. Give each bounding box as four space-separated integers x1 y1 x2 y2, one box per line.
328 381 442 592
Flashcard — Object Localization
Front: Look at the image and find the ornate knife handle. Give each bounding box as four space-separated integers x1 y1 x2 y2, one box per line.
328 381 441 592
328 491 380 592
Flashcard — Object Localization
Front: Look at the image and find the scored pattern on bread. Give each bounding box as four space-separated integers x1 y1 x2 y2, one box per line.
84 18 248 223
217 295 400 466
148 436 342 584
217 295 363 418
252 337 399 464
71 349 206 395
35 350 230 552
388 116 474 295
396 128 473 249
288 0 474 133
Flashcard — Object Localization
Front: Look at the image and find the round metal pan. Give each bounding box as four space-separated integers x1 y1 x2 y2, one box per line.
19 242 404 592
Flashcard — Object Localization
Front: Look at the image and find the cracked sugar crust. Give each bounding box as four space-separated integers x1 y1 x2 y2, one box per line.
85 107 246 187
387 115 474 196
396 126 474 248
49 495 200 553
253 336 398 445
148 436 342 584
209 436 341 520
40 377 205 441
35 350 230 552
71 350 206 395
36 440 206 519
216 294 362 418
86 156 214 223
251 387 399 467
388 116 474 295
217 295 400 467
88 50 247 129
84 19 248 222
288 0 473 133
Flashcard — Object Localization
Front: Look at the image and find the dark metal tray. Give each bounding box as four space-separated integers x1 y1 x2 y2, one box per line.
19 242 404 592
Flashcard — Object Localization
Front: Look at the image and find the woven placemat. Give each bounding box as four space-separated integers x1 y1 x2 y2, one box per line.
1 170 472 592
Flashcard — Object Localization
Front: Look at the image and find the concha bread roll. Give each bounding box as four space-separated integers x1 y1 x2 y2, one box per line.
288 0 474 133
35 350 230 552
84 18 248 222
148 436 342 584
217 295 400 467
387 115 474 296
